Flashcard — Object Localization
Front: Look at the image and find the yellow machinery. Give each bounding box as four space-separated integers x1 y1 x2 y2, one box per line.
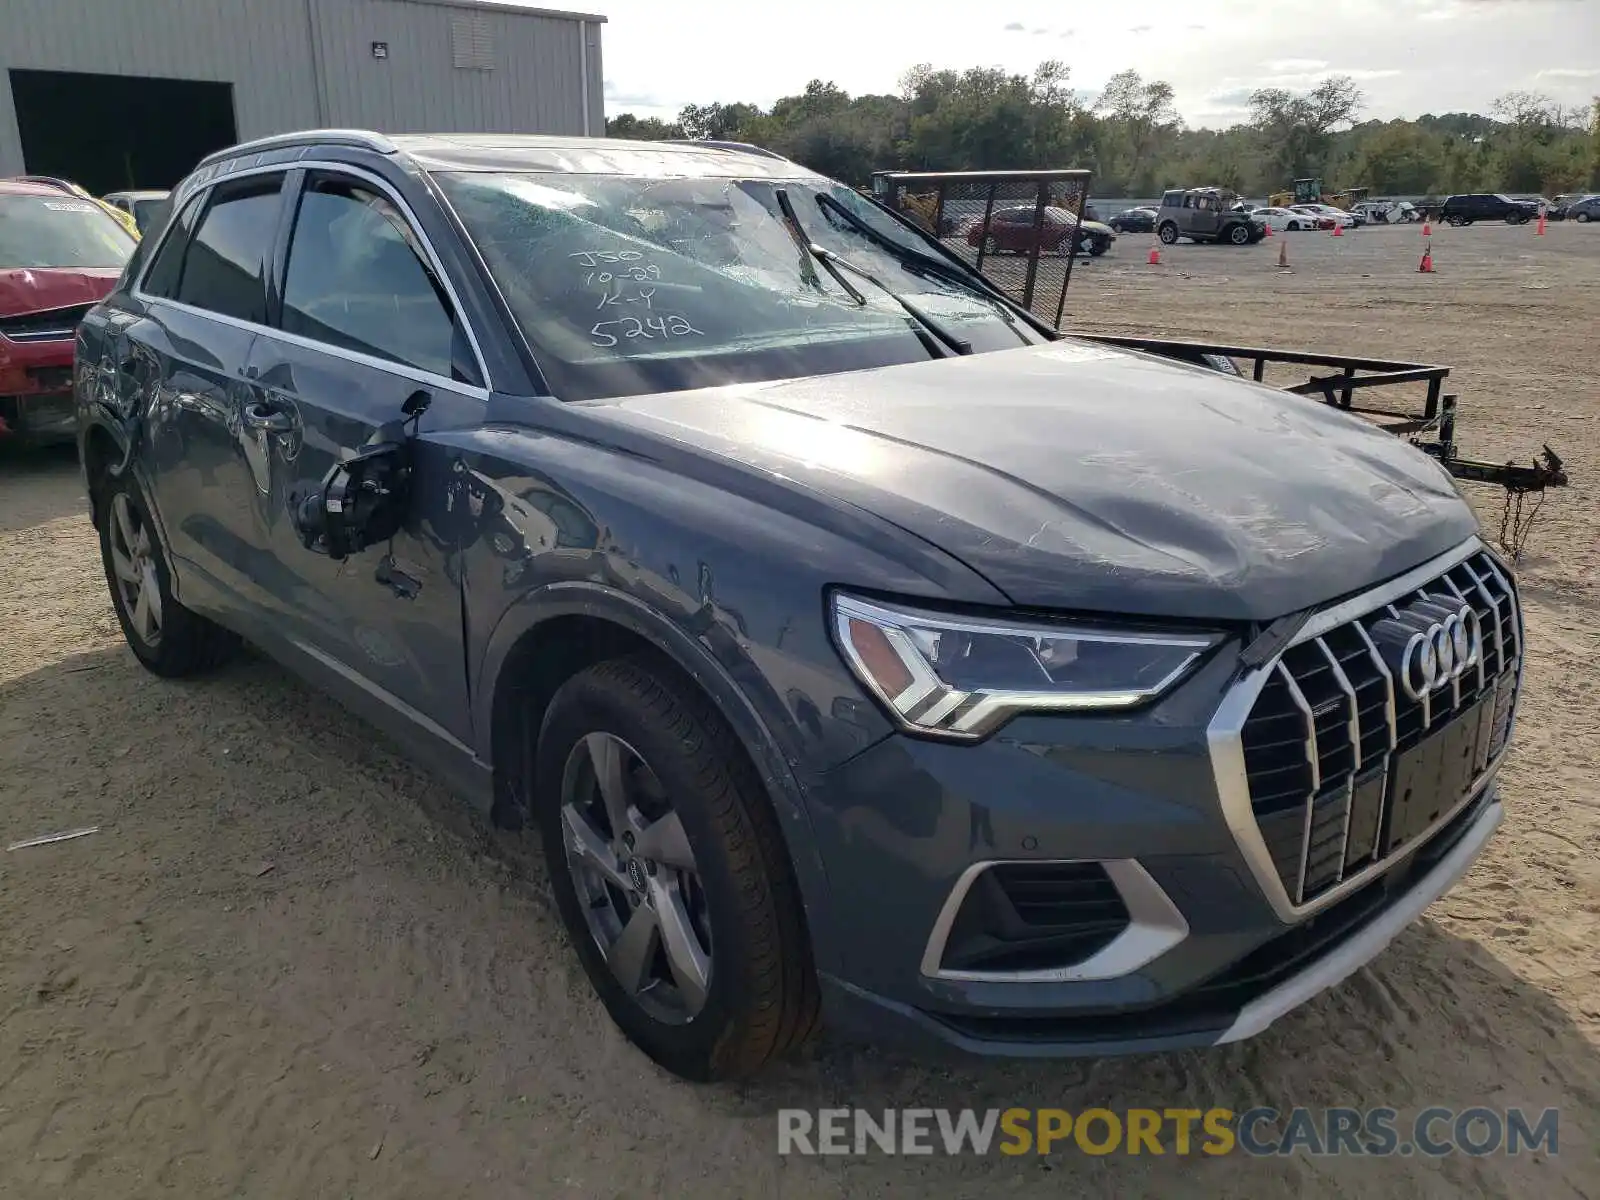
1268 178 1369 210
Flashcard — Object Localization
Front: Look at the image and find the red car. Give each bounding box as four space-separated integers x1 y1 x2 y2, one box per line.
964 204 1116 257
1 180 136 443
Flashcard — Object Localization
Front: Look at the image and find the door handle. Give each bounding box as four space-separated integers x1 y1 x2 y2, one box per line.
242 401 295 433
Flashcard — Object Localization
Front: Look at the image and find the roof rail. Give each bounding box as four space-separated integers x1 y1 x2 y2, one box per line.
197 129 398 168
664 139 788 161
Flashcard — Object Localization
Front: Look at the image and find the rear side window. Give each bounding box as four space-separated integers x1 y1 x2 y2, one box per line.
174 176 285 324
140 194 203 300
279 175 455 377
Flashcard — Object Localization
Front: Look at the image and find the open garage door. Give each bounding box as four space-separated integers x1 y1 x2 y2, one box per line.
9 69 237 194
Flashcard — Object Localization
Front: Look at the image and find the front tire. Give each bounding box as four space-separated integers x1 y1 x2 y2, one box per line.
535 657 819 1081
97 471 238 677
1578 211 1592 223
1088 237 1109 257
1157 222 1179 244
1227 223 1251 245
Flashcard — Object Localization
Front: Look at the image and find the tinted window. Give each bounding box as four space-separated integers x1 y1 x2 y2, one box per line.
141 194 203 300
0 194 135 269
174 176 284 323
280 176 455 377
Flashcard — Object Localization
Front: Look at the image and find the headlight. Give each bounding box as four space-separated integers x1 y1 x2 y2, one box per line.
831 593 1219 741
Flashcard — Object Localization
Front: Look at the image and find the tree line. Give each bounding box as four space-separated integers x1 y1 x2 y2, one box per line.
606 62 1600 199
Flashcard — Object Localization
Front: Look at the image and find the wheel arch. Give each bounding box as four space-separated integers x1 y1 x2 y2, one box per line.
476 582 840 971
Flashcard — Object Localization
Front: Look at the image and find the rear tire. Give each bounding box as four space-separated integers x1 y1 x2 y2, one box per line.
982 234 1001 256
1578 212 1592 223
535 657 820 1081
97 470 238 677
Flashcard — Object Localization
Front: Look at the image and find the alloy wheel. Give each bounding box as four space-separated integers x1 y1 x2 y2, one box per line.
109 492 162 647
559 731 713 1023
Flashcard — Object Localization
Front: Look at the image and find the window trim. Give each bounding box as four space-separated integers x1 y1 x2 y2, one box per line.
279 170 464 382
165 171 289 325
133 160 493 398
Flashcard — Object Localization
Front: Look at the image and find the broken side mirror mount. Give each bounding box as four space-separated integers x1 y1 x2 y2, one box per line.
290 390 431 561
293 441 411 560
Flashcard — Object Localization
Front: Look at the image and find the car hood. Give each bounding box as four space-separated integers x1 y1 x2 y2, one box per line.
593 340 1479 622
0 267 122 318
1081 220 1117 237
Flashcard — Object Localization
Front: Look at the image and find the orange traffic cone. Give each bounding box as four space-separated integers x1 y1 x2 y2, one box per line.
1147 241 1161 265
1332 221 1343 237
1422 220 1432 236
1277 239 1289 269
1536 212 1547 235
1264 221 1274 237
1419 242 1434 273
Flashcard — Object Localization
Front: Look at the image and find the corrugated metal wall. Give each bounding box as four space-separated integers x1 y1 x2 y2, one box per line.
0 0 605 177
309 0 602 137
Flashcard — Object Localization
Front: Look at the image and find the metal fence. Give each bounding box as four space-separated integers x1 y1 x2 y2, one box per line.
870 169 1094 329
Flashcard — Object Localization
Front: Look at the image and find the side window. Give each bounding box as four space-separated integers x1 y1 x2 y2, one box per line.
173 176 285 323
140 194 204 300
280 175 456 378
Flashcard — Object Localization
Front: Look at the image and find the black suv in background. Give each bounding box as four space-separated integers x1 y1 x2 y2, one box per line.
74 131 1520 1081
1440 193 1540 226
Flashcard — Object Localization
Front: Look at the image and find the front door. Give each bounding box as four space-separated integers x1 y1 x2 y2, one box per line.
127 172 288 617
240 169 483 745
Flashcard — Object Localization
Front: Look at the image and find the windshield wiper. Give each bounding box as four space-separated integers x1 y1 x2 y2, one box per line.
774 188 970 357
814 193 1034 347
773 188 866 305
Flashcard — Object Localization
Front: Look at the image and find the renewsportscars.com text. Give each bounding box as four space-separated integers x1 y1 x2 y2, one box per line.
777 1106 1559 1158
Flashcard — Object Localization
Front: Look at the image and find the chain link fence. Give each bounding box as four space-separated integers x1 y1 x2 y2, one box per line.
870 169 1094 329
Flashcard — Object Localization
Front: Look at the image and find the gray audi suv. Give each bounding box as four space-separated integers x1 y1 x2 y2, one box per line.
74 131 1519 1081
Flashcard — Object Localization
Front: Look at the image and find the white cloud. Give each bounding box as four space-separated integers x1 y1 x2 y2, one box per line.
1537 67 1600 79
1264 58 1330 72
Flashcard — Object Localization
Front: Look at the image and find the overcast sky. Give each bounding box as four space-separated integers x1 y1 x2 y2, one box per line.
577 0 1599 128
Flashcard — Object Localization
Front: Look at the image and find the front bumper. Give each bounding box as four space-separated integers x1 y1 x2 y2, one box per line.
802 537 1518 1059
821 791 1501 1057
0 335 77 443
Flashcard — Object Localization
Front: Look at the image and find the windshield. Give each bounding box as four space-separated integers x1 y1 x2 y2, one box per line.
0 194 136 269
437 171 1045 402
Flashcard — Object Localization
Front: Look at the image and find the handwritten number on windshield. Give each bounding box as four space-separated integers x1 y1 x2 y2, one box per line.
591 315 705 347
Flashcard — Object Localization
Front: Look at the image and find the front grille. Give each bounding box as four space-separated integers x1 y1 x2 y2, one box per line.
938 862 1131 974
0 303 93 343
1240 549 1519 905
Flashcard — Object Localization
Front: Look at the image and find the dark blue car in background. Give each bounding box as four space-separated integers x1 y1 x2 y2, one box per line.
74 131 1522 1081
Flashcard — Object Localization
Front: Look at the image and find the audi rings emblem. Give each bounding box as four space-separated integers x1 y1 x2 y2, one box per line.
1395 605 1482 700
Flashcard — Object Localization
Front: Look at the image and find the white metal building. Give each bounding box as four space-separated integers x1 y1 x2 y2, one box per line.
1 0 605 192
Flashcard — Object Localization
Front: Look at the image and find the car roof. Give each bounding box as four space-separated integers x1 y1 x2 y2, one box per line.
105 189 168 200
197 129 822 181
0 179 69 198
393 133 822 178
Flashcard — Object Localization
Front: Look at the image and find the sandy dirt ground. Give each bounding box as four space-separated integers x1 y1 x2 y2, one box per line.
1 221 1598 1198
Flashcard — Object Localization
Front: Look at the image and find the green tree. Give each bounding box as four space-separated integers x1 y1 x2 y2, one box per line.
604 113 684 140
1250 76 1364 184
1347 122 1443 193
